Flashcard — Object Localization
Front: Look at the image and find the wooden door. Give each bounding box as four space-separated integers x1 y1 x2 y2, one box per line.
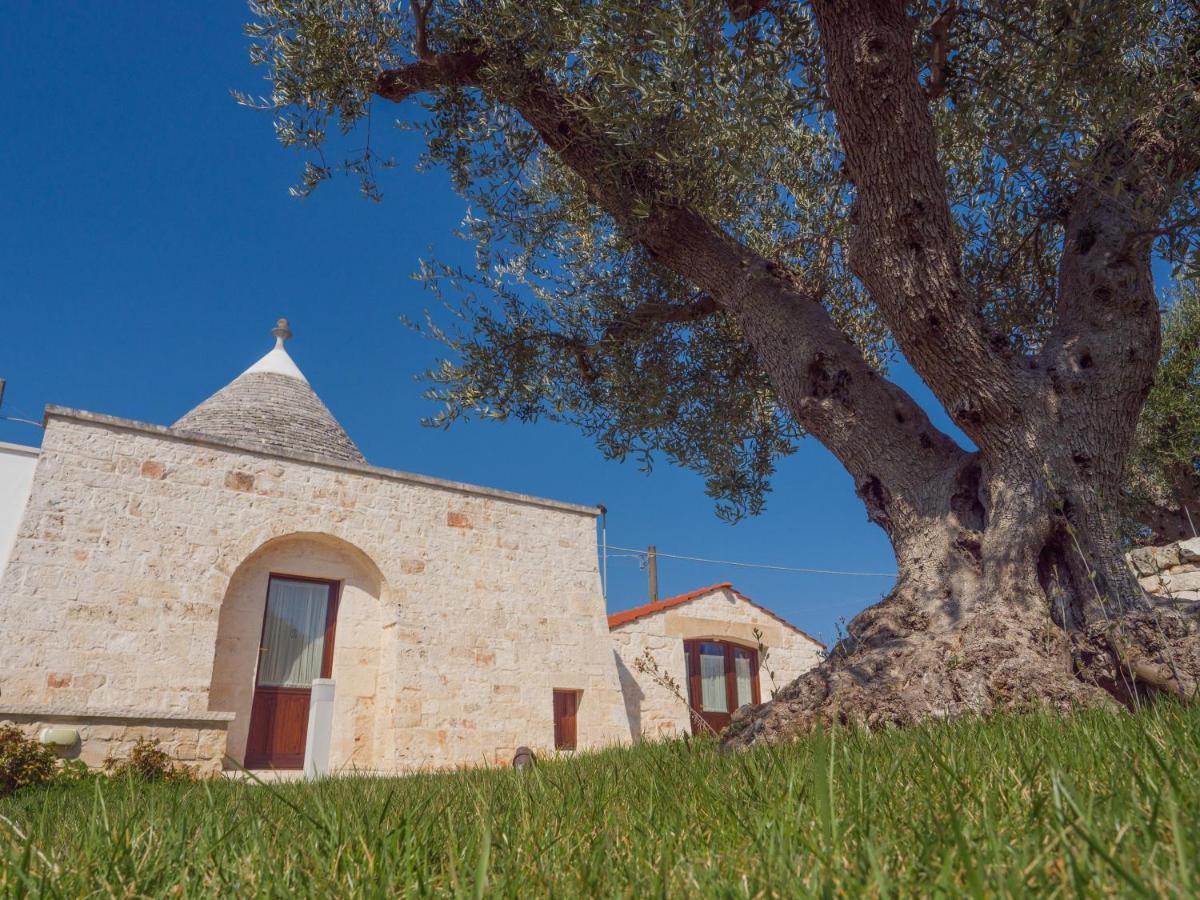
244 575 339 769
553 690 578 750
685 641 759 736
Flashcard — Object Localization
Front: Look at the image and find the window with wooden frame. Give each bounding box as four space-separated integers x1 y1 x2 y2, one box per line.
552 690 579 750
683 640 760 735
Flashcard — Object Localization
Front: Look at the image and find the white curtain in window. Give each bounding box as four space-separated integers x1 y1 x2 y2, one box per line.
734 650 753 708
258 579 329 688
699 643 728 712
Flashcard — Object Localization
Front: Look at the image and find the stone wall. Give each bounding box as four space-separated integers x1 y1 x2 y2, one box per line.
609 586 825 738
1128 537 1200 607
0 408 630 772
0 708 231 775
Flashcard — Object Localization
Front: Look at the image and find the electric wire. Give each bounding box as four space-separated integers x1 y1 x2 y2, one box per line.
0 414 42 428
606 545 896 578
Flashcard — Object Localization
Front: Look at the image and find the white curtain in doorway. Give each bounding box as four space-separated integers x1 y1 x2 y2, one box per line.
258 578 329 688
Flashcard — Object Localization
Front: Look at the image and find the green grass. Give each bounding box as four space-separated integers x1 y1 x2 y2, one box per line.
2 705 1198 897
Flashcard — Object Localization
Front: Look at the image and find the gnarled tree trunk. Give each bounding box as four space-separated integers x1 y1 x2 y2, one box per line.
726 449 1200 746
716 0 1200 744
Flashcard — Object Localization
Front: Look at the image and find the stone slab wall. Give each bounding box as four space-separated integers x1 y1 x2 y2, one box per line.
610 587 824 739
0 710 231 775
1128 537 1200 605
0 410 630 772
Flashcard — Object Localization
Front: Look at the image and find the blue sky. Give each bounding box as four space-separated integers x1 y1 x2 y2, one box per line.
0 2 976 643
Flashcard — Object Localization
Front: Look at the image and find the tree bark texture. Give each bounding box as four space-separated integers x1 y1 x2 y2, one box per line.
375 2 1200 737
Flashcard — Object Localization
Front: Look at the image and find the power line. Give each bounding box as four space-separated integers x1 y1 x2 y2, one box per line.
0 414 43 428
606 545 896 578
0 379 43 428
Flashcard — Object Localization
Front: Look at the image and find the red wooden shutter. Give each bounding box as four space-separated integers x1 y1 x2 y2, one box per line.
685 641 702 711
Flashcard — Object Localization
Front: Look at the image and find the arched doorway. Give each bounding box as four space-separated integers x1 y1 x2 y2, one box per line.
208 532 387 770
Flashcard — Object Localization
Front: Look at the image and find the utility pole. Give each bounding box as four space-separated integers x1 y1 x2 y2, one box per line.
598 504 608 601
647 544 658 603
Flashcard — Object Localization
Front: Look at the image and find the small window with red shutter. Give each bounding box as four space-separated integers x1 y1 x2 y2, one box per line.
553 689 579 750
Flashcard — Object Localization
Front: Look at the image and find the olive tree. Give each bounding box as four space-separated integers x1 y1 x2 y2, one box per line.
241 0 1200 737
1126 281 1200 544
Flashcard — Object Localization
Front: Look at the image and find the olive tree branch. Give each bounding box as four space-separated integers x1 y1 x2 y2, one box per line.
924 5 960 100
409 0 434 61
375 46 970 530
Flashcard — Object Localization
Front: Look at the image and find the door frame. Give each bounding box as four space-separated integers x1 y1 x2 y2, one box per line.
244 573 341 769
683 639 760 735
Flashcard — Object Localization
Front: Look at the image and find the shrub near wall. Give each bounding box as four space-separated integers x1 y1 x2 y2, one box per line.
0 726 58 797
103 739 195 784
0 729 196 798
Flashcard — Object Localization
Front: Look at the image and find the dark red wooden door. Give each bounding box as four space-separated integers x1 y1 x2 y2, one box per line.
245 688 312 769
244 575 339 769
553 690 578 750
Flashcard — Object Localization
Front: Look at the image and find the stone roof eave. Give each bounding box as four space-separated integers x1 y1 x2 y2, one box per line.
41 405 601 518
608 581 825 648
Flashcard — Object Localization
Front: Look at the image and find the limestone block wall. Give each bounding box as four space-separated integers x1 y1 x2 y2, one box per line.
0 408 630 772
1127 537 1200 605
0 709 231 775
609 586 824 739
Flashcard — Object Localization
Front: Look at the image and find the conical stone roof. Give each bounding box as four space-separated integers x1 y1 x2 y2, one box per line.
173 319 365 464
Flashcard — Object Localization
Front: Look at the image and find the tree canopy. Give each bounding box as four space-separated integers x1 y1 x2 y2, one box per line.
240 0 1199 520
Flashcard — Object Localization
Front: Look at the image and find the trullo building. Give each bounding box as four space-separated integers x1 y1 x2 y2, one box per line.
0 321 822 773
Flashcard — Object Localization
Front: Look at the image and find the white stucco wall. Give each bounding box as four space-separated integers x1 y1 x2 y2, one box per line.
0 408 631 772
0 441 38 577
610 586 825 739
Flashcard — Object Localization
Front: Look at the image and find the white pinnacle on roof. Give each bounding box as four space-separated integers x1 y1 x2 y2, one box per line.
242 319 309 382
173 319 365 464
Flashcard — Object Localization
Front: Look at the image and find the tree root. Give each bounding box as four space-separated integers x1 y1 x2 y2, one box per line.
722 598 1199 751
1073 613 1199 705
